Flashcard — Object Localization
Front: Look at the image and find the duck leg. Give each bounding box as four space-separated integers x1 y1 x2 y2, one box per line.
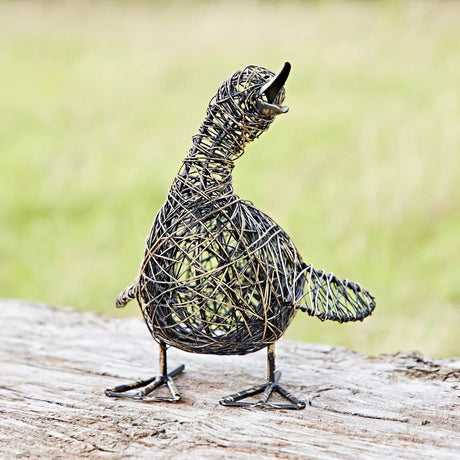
105 341 184 402
219 343 305 409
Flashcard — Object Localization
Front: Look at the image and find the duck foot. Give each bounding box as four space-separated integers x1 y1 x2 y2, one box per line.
105 364 184 401
105 341 184 402
219 370 305 409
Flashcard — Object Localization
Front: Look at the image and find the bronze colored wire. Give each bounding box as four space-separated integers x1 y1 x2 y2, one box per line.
119 64 375 357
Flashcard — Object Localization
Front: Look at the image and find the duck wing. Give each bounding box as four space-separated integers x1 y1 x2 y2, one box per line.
297 264 376 323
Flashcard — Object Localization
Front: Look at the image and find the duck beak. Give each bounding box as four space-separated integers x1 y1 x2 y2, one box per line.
256 62 291 117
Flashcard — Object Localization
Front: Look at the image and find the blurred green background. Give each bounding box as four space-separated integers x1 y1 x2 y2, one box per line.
1 1 458 358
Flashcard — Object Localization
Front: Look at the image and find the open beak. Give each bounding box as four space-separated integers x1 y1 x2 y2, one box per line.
256 62 291 117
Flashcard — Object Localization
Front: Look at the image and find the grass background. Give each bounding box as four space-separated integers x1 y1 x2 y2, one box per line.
1 0 458 358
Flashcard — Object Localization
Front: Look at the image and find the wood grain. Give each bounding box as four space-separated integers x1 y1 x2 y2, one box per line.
0 300 458 459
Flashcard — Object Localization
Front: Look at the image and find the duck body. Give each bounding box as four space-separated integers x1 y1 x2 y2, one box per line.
138 173 304 355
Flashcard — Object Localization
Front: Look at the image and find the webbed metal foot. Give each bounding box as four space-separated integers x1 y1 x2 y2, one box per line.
105 364 184 401
219 370 305 409
105 341 184 402
219 343 305 410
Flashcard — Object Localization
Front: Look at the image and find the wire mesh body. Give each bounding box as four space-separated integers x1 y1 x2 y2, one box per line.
138 194 303 355
128 64 375 356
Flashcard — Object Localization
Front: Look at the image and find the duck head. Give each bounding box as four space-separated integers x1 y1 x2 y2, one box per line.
195 62 291 161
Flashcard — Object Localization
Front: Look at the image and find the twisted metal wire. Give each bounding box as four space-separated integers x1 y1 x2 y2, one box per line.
298 266 375 323
125 64 375 356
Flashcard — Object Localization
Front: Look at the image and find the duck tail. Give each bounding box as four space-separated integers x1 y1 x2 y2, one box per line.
115 283 138 308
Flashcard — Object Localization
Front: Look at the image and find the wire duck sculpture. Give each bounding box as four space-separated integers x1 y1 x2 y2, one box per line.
105 62 376 409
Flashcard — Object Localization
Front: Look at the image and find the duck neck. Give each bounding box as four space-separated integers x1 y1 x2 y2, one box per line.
173 110 250 200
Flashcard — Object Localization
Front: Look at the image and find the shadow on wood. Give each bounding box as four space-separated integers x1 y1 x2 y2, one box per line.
0 300 458 458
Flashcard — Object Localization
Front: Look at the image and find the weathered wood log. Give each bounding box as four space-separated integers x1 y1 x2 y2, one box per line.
0 300 458 459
